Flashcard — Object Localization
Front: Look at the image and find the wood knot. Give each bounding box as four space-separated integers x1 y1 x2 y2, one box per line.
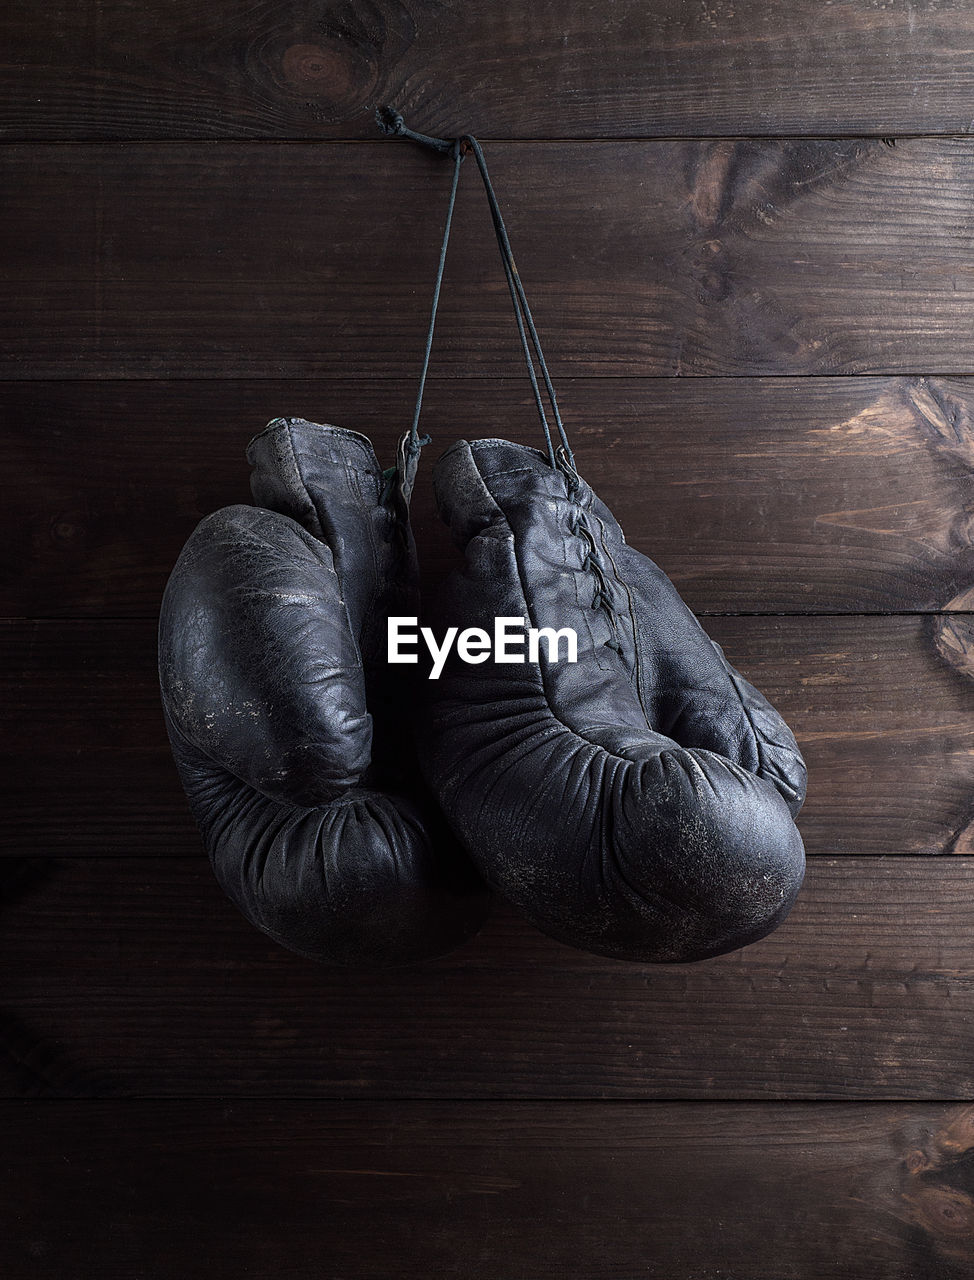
278 41 377 117
49 510 86 547
906 1186 974 1241
932 614 974 684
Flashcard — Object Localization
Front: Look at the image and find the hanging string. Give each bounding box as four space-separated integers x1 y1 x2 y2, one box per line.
458 133 574 471
376 108 574 472
409 136 463 459
375 109 465 462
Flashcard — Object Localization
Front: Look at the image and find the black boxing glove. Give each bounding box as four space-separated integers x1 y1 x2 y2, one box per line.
419 438 806 963
159 418 487 966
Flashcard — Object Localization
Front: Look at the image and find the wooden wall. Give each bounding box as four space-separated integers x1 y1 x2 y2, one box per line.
4 2 974 1276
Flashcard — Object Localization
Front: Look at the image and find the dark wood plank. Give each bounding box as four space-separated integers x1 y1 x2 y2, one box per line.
8 140 974 377
5 0 974 140
5 375 974 617
3 615 972 858
2 1100 969 1279
2 857 974 1099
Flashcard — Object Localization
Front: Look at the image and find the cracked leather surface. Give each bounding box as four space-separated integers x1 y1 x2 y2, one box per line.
421 437 807 963
158 418 488 966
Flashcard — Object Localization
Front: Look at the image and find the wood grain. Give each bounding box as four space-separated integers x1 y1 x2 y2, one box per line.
7 139 974 377
5 0 974 140
6 375 974 617
4 614 972 858
6 0 972 1267
2 857 974 1100
2 1100 970 1279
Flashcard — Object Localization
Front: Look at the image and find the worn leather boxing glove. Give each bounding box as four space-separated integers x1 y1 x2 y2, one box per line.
420 438 807 963
159 418 487 966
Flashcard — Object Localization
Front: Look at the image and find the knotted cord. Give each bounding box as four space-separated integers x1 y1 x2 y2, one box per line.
376 107 574 472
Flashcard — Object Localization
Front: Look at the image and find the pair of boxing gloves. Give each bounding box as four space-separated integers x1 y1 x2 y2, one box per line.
159 416 807 966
